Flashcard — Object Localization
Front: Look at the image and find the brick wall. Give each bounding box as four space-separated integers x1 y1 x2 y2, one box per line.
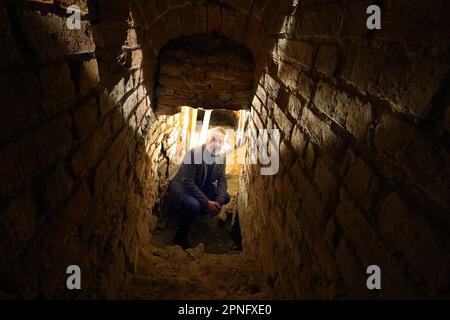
128 0 293 115
238 0 450 299
0 0 178 298
155 35 254 114
0 0 289 298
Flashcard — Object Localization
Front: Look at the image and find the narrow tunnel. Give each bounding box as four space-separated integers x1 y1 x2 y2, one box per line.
1 0 450 300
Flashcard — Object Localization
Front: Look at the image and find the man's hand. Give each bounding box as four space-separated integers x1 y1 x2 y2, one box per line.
206 200 221 216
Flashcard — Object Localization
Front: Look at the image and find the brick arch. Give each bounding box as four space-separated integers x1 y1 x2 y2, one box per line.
130 0 268 59
154 34 256 115
128 0 294 113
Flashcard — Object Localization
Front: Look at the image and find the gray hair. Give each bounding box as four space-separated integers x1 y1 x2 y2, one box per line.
207 127 226 137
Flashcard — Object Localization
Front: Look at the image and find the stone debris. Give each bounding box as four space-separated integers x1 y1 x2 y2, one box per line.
125 245 269 300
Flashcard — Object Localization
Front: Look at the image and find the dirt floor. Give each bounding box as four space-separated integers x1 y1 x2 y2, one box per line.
125 174 271 299
126 245 269 299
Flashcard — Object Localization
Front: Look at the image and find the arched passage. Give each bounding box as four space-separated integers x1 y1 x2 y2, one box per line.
154 34 255 115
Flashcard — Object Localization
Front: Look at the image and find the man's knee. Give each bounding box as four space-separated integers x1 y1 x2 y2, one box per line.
183 196 203 214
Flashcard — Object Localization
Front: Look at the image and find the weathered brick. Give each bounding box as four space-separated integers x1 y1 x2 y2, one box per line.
290 125 306 156
125 28 138 49
264 74 280 100
336 189 384 270
72 119 111 177
297 72 314 101
122 88 140 120
244 17 265 57
294 4 342 39
287 94 302 120
378 0 450 46
296 173 328 234
37 163 73 213
220 6 234 37
0 8 18 67
107 127 129 171
154 0 168 15
0 189 40 275
193 6 207 34
0 115 72 199
278 39 315 69
342 44 448 118
305 142 315 170
251 110 263 130
335 238 369 298
39 63 75 110
156 36 254 111
375 115 450 208
52 0 89 14
207 4 221 33
92 21 129 49
314 156 337 205
232 11 247 42
130 49 143 68
315 45 338 76
20 11 95 58
299 107 344 160
313 81 372 141
79 59 100 95
278 62 298 91
159 75 186 88
135 97 150 126
341 150 379 212
97 0 130 22
33 182 91 270
3 0 450 301
444 105 450 133
166 8 181 39
74 98 99 139
272 101 292 136
255 84 267 104
94 158 109 195
380 193 449 294
99 89 114 116
339 0 371 41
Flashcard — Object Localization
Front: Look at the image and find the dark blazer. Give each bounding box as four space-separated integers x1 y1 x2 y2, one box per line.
166 144 227 212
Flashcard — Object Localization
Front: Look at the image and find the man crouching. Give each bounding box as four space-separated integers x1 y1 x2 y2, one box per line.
166 127 230 249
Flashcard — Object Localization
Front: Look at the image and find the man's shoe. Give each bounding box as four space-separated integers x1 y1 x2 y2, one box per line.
173 233 190 250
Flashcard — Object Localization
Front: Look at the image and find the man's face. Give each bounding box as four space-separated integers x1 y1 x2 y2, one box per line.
206 131 225 155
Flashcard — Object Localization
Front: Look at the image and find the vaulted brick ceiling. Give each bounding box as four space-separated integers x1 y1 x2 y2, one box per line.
155 35 255 115
124 0 295 115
